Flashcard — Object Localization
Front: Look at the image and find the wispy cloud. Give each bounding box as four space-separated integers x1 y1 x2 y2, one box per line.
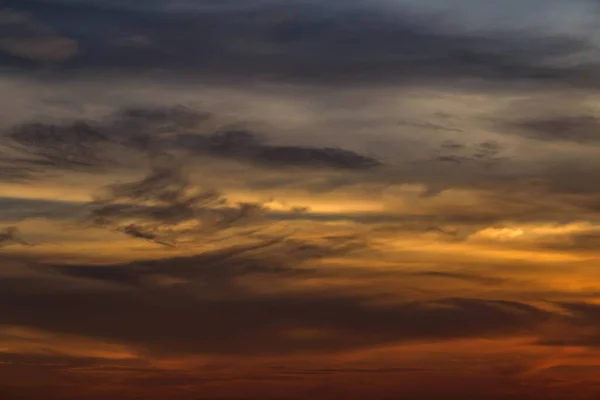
87 161 266 247
1 106 381 180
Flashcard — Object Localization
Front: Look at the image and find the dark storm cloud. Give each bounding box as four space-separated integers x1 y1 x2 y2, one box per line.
2 0 596 87
0 106 381 180
509 115 600 143
0 270 553 355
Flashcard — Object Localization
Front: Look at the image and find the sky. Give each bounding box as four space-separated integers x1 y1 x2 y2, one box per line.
5 0 600 399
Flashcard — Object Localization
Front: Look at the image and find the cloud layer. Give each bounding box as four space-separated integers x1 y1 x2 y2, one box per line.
4 1 600 399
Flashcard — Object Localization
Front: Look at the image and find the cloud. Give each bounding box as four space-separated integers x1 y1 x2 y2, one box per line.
431 140 507 168
174 129 382 170
5 2 600 398
536 302 600 347
46 235 360 287
0 226 30 247
527 229 600 253
0 271 553 355
406 271 506 286
509 115 600 143
88 162 267 246
1 0 596 88
0 197 82 222
0 8 78 62
1 106 381 180
6 120 111 171
0 165 36 182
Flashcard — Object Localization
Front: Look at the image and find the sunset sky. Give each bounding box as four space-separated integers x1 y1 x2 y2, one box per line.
4 1 600 399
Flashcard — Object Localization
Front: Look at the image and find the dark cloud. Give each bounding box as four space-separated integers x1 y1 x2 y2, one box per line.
510 115 600 143
47 234 365 287
2 0 595 87
0 271 553 355
1 106 381 180
432 140 507 168
1 106 206 173
176 130 382 170
7 121 111 170
536 302 600 347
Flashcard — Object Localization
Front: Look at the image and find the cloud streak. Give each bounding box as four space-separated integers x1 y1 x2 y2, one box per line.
1 106 381 181
88 161 266 247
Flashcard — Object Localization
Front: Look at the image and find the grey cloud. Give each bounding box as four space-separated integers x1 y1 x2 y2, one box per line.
175 130 382 170
0 197 83 222
510 115 600 143
7 121 111 171
432 140 507 168
1 106 381 179
1 107 202 173
110 107 380 170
